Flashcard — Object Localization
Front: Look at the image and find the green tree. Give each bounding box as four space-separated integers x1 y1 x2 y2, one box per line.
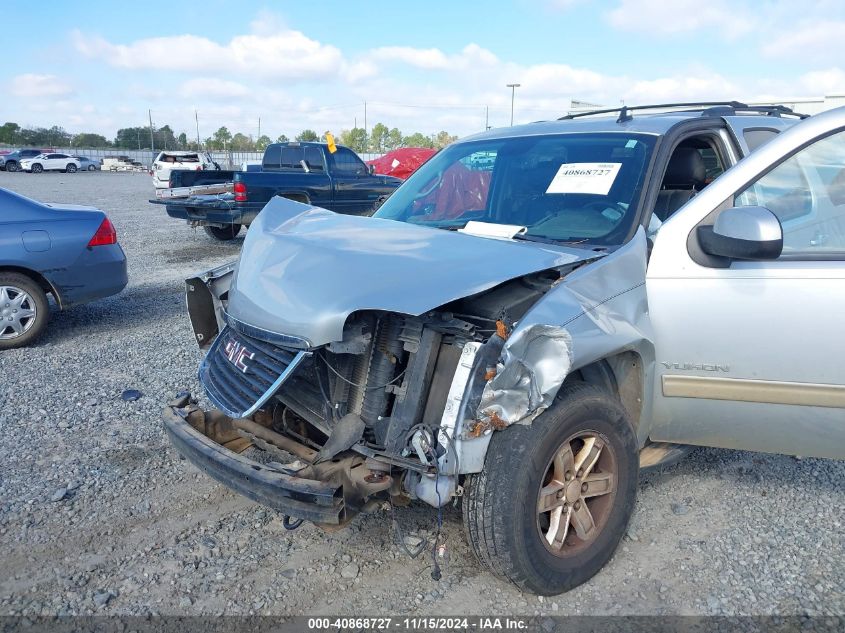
295 129 319 142
339 128 367 153
230 132 253 151
71 133 110 148
255 135 272 150
0 122 21 144
276 134 289 143
368 122 389 152
114 126 149 149
177 132 188 148
435 130 457 149
212 126 233 150
155 124 177 150
403 132 434 149
385 127 403 151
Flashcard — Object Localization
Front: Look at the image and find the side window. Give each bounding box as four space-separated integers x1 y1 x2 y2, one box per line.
332 148 366 175
46 154 60 159
736 129 845 258
263 146 281 169
744 128 779 153
280 146 305 169
304 146 325 172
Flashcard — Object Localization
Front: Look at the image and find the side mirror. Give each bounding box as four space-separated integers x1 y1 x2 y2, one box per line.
697 206 783 261
368 164 375 175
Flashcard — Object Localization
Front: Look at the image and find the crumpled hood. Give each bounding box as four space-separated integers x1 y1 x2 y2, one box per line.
227 197 598 347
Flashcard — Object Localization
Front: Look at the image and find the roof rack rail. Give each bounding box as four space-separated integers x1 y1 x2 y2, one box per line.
558 101 809 122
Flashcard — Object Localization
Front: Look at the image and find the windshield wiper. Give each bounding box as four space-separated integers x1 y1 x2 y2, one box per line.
513 233 592 247
406 219 469 230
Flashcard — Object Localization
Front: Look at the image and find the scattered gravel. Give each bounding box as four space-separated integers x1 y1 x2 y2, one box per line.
0 171 843 617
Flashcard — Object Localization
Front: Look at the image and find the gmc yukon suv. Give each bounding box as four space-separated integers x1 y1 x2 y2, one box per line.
163 102 845 595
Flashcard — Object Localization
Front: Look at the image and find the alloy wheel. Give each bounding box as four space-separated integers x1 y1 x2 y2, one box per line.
0 285 38 340
536 432 618 556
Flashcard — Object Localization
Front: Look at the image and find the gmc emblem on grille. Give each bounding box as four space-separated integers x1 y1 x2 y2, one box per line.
223 338 255 373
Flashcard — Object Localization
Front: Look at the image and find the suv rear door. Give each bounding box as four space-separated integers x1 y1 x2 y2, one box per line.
646 108 845 459
722 115 794 155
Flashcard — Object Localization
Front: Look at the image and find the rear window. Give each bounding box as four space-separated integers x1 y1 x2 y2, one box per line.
281 147 305 169
263 145 315 171
159 153 199 163
744 129 780 153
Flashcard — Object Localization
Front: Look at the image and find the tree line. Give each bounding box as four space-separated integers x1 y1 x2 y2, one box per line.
0 120 457 154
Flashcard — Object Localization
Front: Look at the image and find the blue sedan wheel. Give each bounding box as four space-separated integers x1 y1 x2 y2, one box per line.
0 273 49 349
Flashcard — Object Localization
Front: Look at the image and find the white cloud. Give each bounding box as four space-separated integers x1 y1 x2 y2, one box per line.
10 73 73 98
798 68 845 94
761 20 845 62
623 73 739 102
606 0 751 37
365 43 498 71
180 78 250 99
71 27 344 81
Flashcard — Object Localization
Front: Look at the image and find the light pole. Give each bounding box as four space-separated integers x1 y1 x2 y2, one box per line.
506 83 521 126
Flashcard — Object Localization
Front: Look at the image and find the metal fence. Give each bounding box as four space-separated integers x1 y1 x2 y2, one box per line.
1 146 384 169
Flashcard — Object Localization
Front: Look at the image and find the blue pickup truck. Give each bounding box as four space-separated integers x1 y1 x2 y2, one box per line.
150 142 403 240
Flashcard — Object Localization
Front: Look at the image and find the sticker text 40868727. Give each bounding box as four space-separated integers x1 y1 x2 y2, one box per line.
546 162 622 196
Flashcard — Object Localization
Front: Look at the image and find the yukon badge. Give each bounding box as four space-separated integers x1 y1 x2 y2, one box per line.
224 338 255 373
661 361 730 372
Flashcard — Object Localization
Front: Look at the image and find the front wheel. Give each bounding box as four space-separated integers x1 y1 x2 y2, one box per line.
203 224 242 241
66 163 78 173
462 382 638 595
31 163 43 173
88 165 96 172
5 161 18 172
0 273 50 350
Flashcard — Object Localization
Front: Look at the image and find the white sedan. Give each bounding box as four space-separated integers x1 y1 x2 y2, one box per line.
20 153 82 174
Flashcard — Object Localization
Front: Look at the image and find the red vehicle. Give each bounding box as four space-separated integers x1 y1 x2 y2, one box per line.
367 147 436 180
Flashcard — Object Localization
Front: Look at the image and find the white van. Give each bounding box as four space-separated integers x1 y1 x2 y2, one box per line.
151 151 219 188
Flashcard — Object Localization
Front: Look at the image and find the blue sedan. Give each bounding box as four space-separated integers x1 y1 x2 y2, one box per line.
0 188 128 349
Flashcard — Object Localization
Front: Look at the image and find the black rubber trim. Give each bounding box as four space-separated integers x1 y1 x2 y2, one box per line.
162 406 344 524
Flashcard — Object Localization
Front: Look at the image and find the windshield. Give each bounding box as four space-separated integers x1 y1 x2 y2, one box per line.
374 133 655 246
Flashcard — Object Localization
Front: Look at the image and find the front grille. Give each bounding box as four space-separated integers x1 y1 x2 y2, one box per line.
199 326 308 418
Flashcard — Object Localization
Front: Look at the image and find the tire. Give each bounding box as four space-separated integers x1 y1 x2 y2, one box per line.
31 163 43 174
0 273 50 350
88 165 96 172
5 161 18 172
462 382 638 595
203 224 242 241
66 163 78 173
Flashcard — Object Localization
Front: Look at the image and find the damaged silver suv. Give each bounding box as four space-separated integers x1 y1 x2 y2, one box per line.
164 102 845 595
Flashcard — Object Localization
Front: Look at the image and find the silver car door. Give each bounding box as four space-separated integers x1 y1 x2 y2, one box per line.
646 107 845 459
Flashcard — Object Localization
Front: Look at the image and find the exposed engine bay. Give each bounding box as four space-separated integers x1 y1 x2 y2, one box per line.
170 263 583 527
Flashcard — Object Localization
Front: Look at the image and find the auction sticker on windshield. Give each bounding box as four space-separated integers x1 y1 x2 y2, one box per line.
546 162 622 195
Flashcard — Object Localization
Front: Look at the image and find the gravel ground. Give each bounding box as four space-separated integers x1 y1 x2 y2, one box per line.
0 170 843 618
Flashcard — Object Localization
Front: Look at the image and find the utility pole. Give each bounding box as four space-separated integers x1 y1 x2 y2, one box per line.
195 110 200 149
258 117 261 140
506 84 521 126
148 109 155 154
485 106 490 130
136 128 140 150
364 101 367 133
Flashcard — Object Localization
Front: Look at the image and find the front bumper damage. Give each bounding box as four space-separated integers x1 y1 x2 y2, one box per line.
163 401 394 525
